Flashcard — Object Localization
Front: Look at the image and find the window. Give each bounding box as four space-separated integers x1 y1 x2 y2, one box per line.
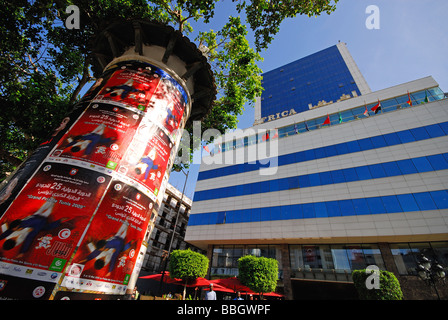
281 205 293 220
368 163 387 179
430 190 448 209
319 171 333 185
298 175 310 188
410 127 430 140
431 242 448 268
330 169 346 183
289 244 387 282
302 203 315 218
290 204 303 219
342 168 357 182
414 192 437 210
260 207 270 221
216 211 226 224
426 124 445 138
355 166 372 180
331 245 351 271
381 161 401 177
314 202 328 218
390 243 415 274
308 173 321 187
370 135 387 148
338 199 355 216
346 245 366 270
250 207 260 222
412 157 434 173
270 206 281 220
366 197 385 214
427 154 448 170
362 244 385 269
383 132 401 146
397 130 415 143
380 98 399 113
381 195 402 213
397 194 420 212
428 87 445 100
326 201 341 217
358 138 374 151
288 176 299 189
397 159 418 175
346 140 361 153
352 198 370 215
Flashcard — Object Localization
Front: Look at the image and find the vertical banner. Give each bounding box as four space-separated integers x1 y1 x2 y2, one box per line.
0 59 190 300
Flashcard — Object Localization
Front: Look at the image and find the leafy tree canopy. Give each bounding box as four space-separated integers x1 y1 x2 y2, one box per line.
0 0 338 181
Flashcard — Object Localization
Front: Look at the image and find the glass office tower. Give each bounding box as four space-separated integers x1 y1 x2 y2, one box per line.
259 43 371 120
186 43 448 300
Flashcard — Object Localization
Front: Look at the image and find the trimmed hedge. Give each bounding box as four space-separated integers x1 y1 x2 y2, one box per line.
238 255 278 294
352 269 403 300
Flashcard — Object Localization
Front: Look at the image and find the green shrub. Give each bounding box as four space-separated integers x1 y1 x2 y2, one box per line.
169 249 209 299
169 249 209 281
352 269 403 300
238 255 278 294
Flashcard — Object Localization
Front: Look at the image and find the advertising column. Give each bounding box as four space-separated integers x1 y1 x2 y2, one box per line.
0 59 190 300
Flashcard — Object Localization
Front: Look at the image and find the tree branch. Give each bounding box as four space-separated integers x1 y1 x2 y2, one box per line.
69 56 92 104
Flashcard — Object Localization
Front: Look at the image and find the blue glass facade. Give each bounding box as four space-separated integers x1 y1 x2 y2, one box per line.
194 152 448 202
192 118 448 227
189 190 448 226
261 45 361 118
200 120 448 182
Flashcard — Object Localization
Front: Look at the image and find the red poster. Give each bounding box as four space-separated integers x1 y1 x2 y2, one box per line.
62 180 154 294
118 122 173 197
146 76 187 135
95 65 160 111
51 103 142 170
0 163 111 277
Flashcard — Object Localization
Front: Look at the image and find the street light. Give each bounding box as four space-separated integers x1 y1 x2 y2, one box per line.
158 168 189 296
416 254 446 300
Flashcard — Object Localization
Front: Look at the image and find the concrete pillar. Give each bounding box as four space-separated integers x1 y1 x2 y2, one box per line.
280 244 293 300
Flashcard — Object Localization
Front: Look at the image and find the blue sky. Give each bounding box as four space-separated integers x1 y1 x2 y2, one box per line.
167 0 448 198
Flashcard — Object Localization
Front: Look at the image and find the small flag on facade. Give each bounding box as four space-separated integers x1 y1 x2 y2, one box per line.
371 99 381 114
322 114 331 126
407 91 412 106
203 145 210 153
305 121 310 131
262 132 270 141
338 112 343 123
363 103 370 117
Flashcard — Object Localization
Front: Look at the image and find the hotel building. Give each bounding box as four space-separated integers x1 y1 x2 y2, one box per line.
185 43 448 299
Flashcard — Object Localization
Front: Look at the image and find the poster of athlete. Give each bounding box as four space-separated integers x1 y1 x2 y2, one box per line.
50 102 142 170
118 122 174 198
0 163 111 295
145 73 188 135
94 61 161 112
62 180 154 295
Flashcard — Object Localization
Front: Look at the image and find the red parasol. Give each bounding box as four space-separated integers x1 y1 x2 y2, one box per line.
210 277 284 297
139 271 213 287
210 277 254 293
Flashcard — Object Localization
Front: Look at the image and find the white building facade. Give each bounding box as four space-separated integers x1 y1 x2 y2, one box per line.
185 44 448 299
